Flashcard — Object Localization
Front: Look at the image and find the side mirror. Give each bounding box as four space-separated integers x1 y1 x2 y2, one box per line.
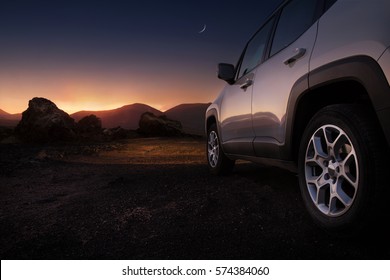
217 63 235 84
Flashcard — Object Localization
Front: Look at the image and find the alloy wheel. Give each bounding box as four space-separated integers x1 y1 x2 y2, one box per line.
208 131 219 168
304 125 359 217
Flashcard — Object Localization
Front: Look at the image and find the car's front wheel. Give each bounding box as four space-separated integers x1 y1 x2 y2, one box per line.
298 105 387 232
207 123 235 175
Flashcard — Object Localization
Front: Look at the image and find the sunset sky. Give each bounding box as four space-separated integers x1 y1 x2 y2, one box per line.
0 0 281 114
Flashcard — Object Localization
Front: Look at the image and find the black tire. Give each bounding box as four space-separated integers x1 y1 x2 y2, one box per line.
207 123 235 175
298 105 388 232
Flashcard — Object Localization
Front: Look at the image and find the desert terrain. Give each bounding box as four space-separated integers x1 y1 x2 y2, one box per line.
1 137 389 259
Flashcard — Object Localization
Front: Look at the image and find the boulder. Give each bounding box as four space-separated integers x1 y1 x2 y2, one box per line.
15 97 76 142
75 114 103 141
103 126 127 140
138 112 182 137
76 114 102 133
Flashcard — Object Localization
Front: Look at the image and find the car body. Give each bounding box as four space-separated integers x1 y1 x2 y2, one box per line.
205 0 390 231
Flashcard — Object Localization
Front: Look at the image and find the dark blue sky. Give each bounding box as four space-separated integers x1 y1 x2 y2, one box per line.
0 0 282 113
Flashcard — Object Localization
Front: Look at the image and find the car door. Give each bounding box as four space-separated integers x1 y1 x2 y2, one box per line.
220 17 275 156
251 0 322 158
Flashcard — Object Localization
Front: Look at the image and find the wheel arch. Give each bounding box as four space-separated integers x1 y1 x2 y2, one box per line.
287 55 390 163
205 107 218 134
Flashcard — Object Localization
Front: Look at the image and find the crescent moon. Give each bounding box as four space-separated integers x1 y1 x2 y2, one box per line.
198 24 206 34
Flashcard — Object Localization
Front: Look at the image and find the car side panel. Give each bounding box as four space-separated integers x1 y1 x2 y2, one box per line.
378 47 390 88
218 72 256 156
310 0 390 71
251 24 317 151
378 48 390 146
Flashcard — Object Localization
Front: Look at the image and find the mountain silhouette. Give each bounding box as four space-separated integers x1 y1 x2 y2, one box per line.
1 102 210 135
165 103 210 135
71 103 162 130
0 109 22 127
0 109 10 116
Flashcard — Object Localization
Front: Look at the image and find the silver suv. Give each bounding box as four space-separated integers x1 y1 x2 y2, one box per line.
206 0 390 231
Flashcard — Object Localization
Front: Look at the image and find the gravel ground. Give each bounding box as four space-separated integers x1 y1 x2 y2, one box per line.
0 138 389 259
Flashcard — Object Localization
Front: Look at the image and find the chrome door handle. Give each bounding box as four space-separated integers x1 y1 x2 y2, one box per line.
284 48 306 65
240 79 253 90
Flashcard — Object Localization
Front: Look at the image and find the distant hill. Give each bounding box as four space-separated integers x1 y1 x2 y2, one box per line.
0 109 10 116
0 109 22 127
72 102 210 135
71 103 162 130
165 103 211 135
1 102 211 134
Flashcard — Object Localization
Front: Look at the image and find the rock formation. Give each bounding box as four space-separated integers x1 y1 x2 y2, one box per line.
138 112 183 137
76 115 102 133
15 97 77 142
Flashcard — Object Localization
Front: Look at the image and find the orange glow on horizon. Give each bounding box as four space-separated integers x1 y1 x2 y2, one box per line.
1 94 211 115
0 65 223 114
0 80 219 114
0 93 208 115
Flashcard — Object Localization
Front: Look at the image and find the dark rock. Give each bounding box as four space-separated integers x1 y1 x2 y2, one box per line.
15 97 76 142
75 115 103 141
76 115 102 133
0 127 13 140
0 127 19 144
138 112 183 137
103 126 127 140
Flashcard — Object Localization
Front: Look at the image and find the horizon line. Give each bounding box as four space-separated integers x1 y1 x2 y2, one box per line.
1 100 212 116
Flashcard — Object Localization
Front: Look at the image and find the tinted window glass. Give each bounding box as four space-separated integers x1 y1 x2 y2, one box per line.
237 18 274 78
325 0 337 11
270 0 318 56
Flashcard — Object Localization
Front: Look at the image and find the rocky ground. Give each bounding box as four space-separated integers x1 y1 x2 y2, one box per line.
0 137 389 259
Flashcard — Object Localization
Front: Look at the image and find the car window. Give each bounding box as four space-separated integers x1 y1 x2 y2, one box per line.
270 0 319 57
237 18 274 79
325 0 337 11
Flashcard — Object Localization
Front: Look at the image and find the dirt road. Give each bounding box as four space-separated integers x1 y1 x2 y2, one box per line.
1 138 389 259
